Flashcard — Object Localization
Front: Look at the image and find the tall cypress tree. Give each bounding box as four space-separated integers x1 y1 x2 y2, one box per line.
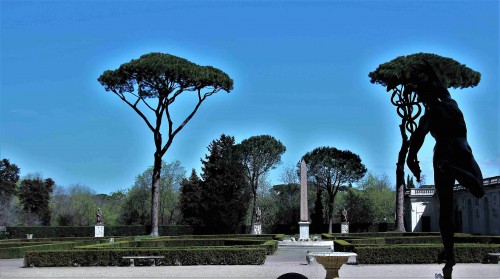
179 169 204 227
310 188 324 233
200 135 251 234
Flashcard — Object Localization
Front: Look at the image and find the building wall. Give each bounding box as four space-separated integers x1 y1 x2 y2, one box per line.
454 184 500 235
405 176 500 235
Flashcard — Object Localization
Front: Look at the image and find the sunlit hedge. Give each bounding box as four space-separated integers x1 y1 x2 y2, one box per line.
324 233 500 264
24 247 267 267
355 244 500 264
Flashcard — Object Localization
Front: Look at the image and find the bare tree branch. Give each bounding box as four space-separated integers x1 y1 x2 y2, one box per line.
111 89 155 132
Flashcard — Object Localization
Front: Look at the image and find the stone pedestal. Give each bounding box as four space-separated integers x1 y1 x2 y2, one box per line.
95 225 104 237
299 221 310 240
341 222 349 234
253 224 262 235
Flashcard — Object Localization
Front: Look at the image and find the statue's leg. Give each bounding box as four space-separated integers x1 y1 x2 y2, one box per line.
434 165 456 268
446 140 484 198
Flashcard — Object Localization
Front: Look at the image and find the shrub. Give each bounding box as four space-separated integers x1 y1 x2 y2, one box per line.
274 234 285 241
333 240 355 252
0 226 8 239
355 244 500 264
24 247 267 267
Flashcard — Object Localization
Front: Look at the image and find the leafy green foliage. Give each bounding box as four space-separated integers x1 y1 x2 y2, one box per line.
341 188 373 223
358 173 395 223
67 185 97 226
268 183 300 228
18 175 55 226
120 161 185 226
368 52 481 90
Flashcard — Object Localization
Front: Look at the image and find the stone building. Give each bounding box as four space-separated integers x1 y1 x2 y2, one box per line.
404 176 500 235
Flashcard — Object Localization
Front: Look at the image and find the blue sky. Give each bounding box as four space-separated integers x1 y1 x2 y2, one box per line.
1 0 498 194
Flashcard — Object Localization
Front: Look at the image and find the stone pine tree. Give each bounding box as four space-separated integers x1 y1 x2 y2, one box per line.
239 135 286 234
199 134 251 234
302 147 366 233
98 53 233 236
369 52 480 232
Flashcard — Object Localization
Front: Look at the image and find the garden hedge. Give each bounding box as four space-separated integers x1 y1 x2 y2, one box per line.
77 238 279 255
5 225 192 238
24 247 267 267
1 242 80 259
326 233 500 264
355 244 500 264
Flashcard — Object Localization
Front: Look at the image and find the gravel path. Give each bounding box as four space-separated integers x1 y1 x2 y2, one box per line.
1 247 498 279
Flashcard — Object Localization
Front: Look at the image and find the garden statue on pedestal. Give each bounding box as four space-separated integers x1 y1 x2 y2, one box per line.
95 208 104 237
96 208 103 225
253 206 262 234
340 208 349 234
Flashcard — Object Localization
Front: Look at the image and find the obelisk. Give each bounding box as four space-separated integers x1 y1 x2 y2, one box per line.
299 159 310 241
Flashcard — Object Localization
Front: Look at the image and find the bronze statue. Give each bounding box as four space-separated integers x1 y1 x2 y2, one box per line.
406 61 484 279
96 208 103 225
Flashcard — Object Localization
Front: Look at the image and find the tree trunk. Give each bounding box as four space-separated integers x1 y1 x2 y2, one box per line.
250 187 257 234
395 123 409 232
328 196 334 234
150 152 162 237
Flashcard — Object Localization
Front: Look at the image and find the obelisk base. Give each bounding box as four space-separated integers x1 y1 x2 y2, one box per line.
299 221 310 241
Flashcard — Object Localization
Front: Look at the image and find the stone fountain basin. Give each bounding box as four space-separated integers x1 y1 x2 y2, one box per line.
308 252 357 279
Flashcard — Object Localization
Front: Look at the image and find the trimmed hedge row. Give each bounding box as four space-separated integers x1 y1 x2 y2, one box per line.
1 242 80 259
5 226 192 238
0 242 54 248
24 247 267 267
347 236 443 245
77 238 279 255
322 232 442 240
328 233 500 264
0 238 112 259
355 244 500 264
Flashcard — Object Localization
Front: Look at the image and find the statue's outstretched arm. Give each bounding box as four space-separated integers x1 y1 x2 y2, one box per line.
407 112 430 181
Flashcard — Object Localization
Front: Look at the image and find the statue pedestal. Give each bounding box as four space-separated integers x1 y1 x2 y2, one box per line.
252 224 262 235
341 222 349 234
298 221 310 240
95 225 104 237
